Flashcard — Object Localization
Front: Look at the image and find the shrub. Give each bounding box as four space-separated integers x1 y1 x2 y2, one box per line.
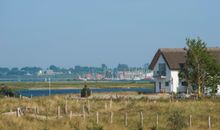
81 85 91 97
86 125 103 130
150 126 164 130
167 109 187 130
0 84 18 97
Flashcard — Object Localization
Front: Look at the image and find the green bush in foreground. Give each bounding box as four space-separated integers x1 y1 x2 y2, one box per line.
167 109 187 130
86 125 103 130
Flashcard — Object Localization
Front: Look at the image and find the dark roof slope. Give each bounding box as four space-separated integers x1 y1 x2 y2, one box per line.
149 48 220 70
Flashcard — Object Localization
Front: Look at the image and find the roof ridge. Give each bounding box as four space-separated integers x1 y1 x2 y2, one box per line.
159 48 185 52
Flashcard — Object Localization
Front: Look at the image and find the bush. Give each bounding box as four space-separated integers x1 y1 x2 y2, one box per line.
81 85 91 97
150 126 164 130
86 125 103 130
0 84 18 97
167 109 187 130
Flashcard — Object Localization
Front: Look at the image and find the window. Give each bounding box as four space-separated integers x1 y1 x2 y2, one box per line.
158 63 166 76
179 63 185 69
165 82 169 86
181 81 188 86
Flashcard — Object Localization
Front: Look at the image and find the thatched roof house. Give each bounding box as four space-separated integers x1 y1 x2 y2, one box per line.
149 48 220 93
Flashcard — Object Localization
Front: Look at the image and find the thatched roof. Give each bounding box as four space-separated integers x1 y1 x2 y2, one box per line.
149 48 220 70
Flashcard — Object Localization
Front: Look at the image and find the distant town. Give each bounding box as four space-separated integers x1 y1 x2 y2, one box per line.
0 64 153 82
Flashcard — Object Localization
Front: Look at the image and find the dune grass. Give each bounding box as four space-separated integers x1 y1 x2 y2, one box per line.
1 94 220 130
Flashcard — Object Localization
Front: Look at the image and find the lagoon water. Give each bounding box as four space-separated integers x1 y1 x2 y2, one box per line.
18 88 154 97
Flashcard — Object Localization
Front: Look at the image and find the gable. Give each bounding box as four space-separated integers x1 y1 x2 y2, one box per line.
149 48 186 70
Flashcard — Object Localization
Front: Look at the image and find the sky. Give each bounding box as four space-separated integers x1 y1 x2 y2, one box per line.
1 0 220 68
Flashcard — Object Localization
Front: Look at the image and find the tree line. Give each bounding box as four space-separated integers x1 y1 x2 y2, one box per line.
0 64 148 76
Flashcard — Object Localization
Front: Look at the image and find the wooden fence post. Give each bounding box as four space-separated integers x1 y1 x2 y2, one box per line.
110 112 113 124
16 107 21 117
96 112 99 124
57 106 61 119
34 107 37 115
124 112 128 127
109 99 112 109
65 100 68 114
69 111 72 119
37 107 40 114
140 112 144 127
208 116 211 129
189 115 192 127
82 104 85 113
83 105 86 121
87 100 90 113
105 102 108 110
156 114 159 128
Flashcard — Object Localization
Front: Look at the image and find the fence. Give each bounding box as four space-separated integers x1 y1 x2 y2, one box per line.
1 98 216 129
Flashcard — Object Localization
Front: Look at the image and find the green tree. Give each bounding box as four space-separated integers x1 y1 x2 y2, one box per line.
49 65 61 72
205 57 220 96
181 38 219 97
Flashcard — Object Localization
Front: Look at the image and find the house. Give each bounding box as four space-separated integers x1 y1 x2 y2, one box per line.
149 48 220 94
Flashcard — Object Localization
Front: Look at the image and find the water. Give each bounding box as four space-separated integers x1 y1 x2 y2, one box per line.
18 88 154 97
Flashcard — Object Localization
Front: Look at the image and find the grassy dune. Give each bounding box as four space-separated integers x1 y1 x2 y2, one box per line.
1 94 220 130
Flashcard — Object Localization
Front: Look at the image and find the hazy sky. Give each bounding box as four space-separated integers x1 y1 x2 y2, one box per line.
1 0 220 68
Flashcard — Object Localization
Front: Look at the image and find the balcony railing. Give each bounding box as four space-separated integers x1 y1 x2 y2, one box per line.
153 71 166 79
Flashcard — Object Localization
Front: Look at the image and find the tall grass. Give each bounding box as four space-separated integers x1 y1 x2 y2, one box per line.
1 95 220 130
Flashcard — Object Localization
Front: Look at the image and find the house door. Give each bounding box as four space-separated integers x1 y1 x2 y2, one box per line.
159 82 161 92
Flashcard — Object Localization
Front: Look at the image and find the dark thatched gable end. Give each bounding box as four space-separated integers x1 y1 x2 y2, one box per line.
149 48 220 70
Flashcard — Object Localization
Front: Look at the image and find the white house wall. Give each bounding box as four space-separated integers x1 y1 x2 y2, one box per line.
153 55 172 93
217 85 220 95
170 70 179 93
153 55 185 93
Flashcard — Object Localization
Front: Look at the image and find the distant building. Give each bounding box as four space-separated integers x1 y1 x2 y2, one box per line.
37 70 44 76
115 70 151 81
37 69 66 76
96 74 104 80
85 73 93 80
45 70 55 75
